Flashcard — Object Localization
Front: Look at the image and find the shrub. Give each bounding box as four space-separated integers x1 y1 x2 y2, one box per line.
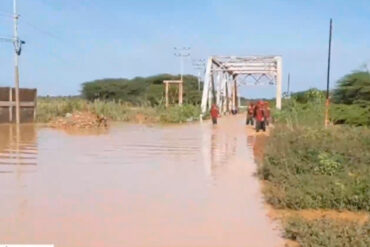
158 104 201 123
333 70 370 105
330 103 370 126
284 217 370 247
259 125 370 210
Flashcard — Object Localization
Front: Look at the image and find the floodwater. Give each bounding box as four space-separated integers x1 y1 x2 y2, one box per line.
0 116 283 247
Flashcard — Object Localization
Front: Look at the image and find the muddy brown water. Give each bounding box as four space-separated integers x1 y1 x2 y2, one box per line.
0 116 283 247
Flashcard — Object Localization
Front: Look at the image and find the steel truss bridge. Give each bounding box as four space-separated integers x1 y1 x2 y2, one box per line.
201 56 282 114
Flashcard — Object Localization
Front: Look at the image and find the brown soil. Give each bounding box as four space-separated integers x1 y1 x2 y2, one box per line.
269 208 369 224
49 111 108 129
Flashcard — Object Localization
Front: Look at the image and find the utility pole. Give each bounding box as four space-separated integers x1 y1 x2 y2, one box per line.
13 0 22 125
192 59 206 91
174 47 191 82
325 18 333 128
0 1 25 124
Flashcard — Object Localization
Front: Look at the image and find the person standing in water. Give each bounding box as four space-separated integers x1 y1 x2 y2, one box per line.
246 102 254 125
210 104 219 125
254 101 266 132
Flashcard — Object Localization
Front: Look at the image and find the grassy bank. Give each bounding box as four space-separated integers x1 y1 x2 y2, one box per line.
36 97 202 124
284 217 370 247
259 97 370 246
260 124 370 211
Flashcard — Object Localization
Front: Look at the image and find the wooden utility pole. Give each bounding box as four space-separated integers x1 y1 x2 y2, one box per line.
163 80 183 107
325 18 333 128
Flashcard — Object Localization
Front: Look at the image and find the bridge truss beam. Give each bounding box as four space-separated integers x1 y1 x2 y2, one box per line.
201 56 282 114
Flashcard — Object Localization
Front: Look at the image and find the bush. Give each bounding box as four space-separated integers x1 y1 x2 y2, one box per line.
259 125 370 210
158 104 201 123
333 70 370 105
273 99 325 128
284 217 370 247
330 103 370 126
37 97 89 122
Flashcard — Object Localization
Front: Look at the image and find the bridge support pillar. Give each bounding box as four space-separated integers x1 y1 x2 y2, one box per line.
276 56 282 109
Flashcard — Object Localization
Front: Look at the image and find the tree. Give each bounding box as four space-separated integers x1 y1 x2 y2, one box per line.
333 70 370 105
81 74 202 106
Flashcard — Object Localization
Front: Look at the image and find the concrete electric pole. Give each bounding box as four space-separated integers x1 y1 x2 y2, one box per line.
0 1 26 124
192 59 206 91
13 0 21 124
174 47 191 82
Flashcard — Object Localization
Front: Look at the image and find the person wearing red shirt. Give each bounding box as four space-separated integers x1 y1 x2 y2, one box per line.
254 101 266 132
210 104 219 125
246 102 255 125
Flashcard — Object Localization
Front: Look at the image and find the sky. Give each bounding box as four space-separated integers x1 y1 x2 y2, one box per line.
0 0 369 98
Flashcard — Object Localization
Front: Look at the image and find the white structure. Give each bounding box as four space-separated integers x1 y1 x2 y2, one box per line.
201 56 282 114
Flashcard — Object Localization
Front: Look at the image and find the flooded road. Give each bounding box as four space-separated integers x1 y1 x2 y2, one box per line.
0 116 282 247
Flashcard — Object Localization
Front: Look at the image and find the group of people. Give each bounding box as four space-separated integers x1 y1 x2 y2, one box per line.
246 100 271 132
209 100 271 132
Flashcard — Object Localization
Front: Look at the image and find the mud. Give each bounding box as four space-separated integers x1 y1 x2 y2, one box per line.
269 209 369 224
0 115 283 247
49 111 108 129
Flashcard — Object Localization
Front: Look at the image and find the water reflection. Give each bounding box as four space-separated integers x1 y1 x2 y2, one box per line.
0 119 282 247
0 124 38 173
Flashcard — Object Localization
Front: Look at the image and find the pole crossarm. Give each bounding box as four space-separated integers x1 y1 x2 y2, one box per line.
201 55 282 114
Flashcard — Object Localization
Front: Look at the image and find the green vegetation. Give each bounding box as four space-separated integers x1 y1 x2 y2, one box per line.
331 70 370 126
81 74 202 106
37 74 204 124
260 124 370 210
36 97 201 124
158 104 201 123
284 217 370 247
331 103 370 126
259 70 370 246
333 70 370 105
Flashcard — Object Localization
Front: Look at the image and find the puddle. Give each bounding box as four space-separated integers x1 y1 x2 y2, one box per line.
0 116 283 247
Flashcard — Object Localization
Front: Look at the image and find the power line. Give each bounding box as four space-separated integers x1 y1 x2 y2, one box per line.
21 18 63 41
173 47 191 82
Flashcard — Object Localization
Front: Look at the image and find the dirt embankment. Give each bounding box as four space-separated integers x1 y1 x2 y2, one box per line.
49 112 108 129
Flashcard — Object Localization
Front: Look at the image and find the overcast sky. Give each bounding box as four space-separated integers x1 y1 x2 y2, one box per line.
0 0 369 97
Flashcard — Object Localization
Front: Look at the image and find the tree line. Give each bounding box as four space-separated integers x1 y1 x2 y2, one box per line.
81 74 202 106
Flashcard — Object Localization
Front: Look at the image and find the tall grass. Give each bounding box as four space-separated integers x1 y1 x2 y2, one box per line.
260 124 370 210
158 104 201 123
263 97 370 244
261 98 370 210
284 217 370 247
36 97 202 124
37 98 89 122
273 98 326 129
